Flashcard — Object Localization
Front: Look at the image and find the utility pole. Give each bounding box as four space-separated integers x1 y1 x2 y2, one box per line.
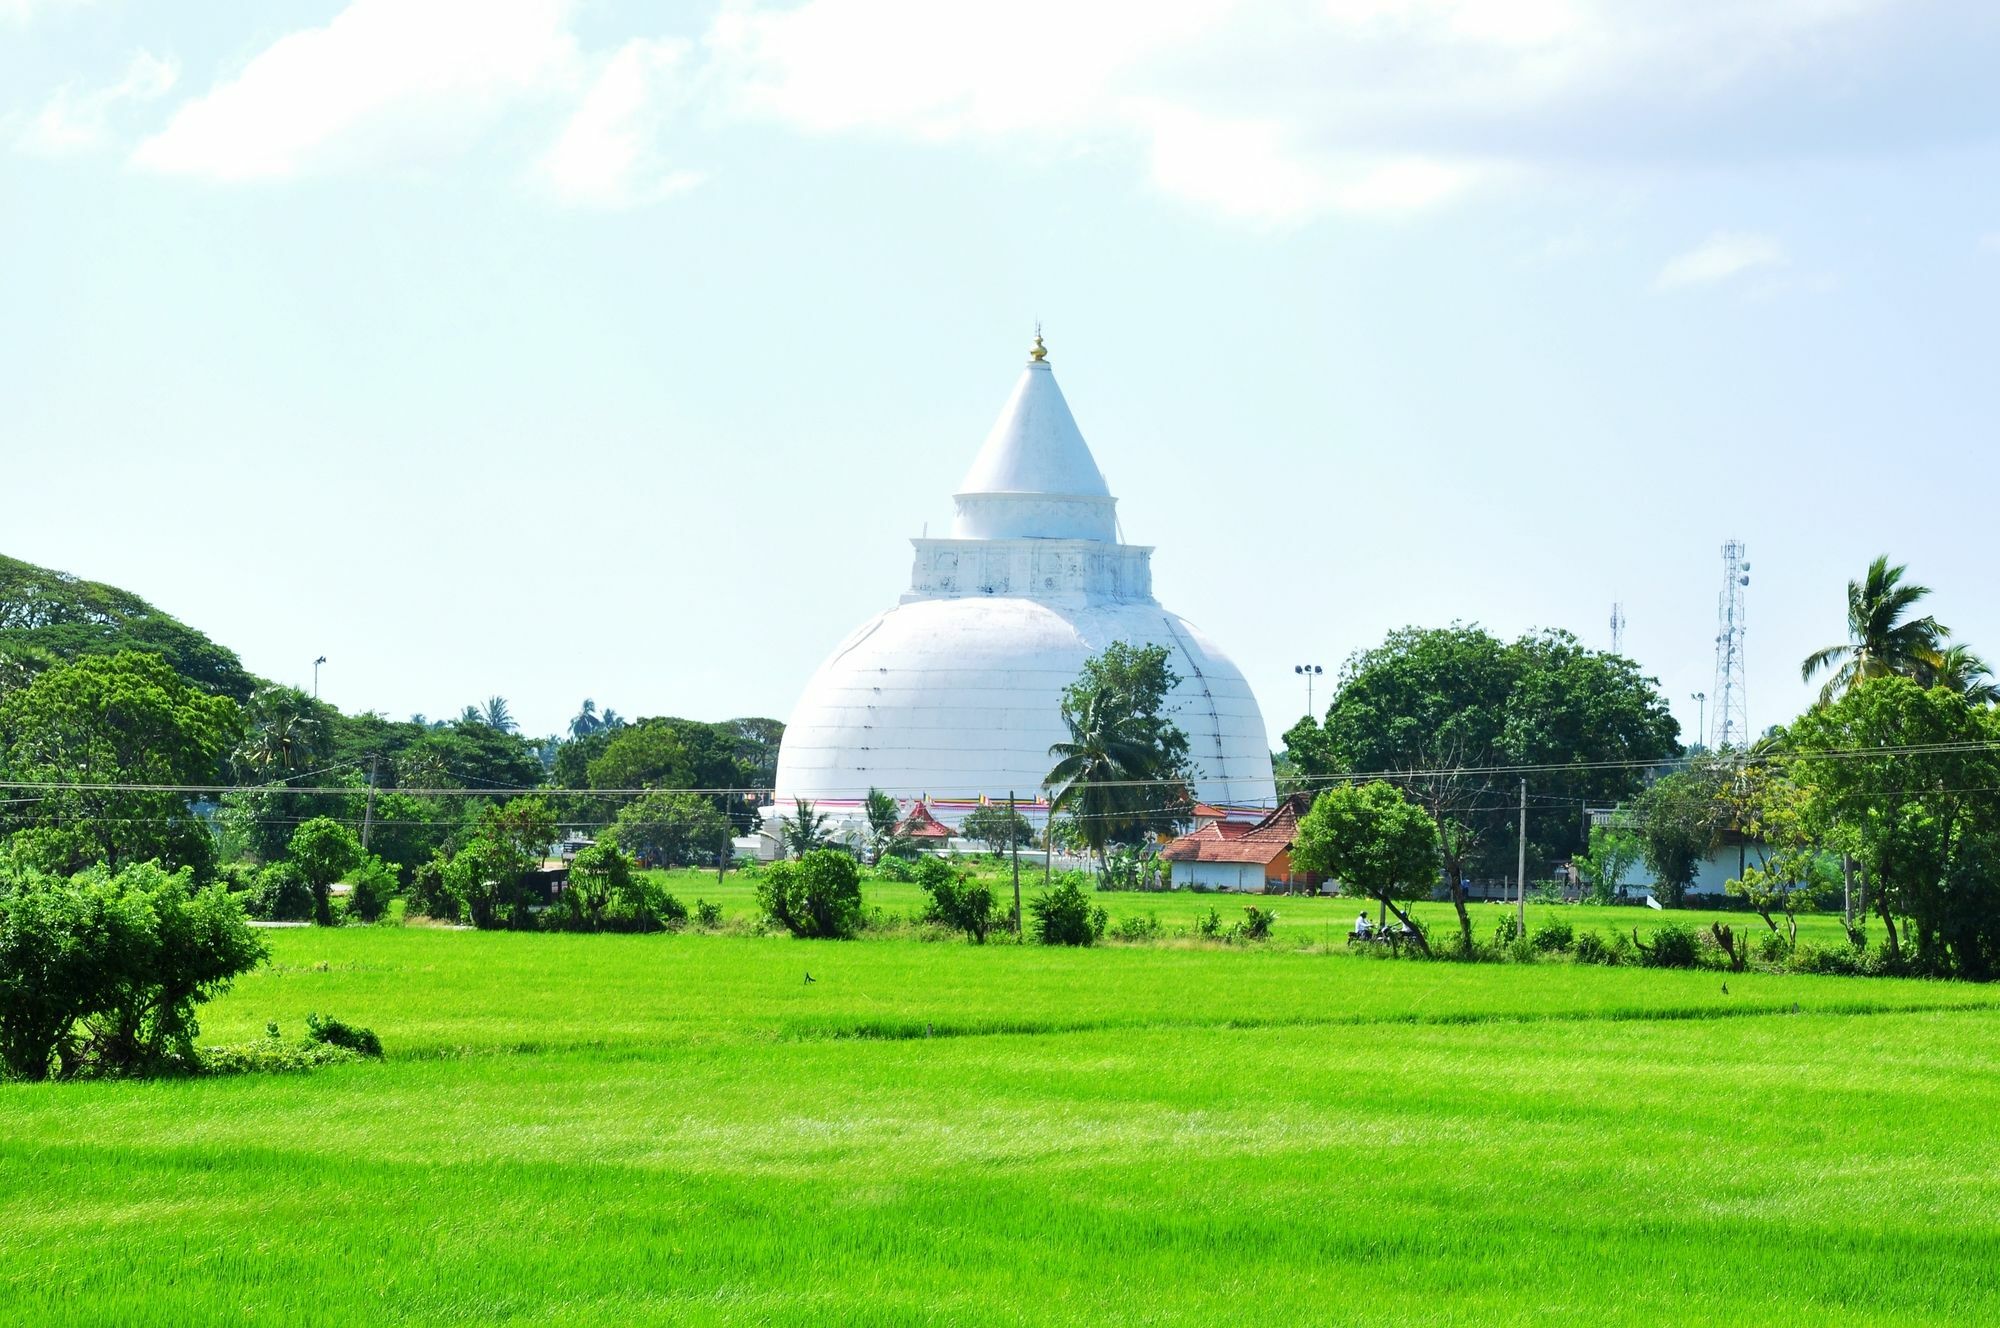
1516 777 1527 936
360 752 379 851
1009 791 1022 939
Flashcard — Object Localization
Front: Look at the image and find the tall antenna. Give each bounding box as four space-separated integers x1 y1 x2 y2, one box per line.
1609 602 1626 655
1711 540 1750 749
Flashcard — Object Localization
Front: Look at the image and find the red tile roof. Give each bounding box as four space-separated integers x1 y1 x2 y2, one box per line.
1161 794 1311 866
893 801 953 839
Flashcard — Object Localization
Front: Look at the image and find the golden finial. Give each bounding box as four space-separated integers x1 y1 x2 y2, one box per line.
1029 323 1047 362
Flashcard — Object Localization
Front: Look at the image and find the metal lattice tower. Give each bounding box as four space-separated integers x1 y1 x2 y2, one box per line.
1710 541 1750 749
1609 602 1626 655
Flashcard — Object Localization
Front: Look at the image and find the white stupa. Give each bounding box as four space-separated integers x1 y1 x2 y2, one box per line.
773 335 1276 823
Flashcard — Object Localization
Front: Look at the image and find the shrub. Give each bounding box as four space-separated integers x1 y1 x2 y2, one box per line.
1232 905 1277 942
1112 912 1165 942
1493 915 1521 948
0 862 266 1081
344 855 400 924
305 1012 383 1058
915 857 997 943
1606 930 1639 966
1529 917 1574 954
1571 930 1610 964
1028 877 1106 946
1639 922 1701 969
873 854 918 882
1506 935 1538 963
1755 929 1793 964
758 850 864 939
1193 906 1223 939
695 899 723 930
200 1035 361 1076
1790 941 1865 976
246 862 313 922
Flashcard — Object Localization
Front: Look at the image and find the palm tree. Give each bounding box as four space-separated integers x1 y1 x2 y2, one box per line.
1926 644 2000 706
569 699 601 739
234 686 330 781
780 799 831 857
477 696 517 733
1043 688 1157 878
1800 556 1948 705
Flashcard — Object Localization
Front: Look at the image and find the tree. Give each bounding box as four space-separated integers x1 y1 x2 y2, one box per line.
0 860 265 1080
0 651 240 878
1284 625 1677 953
611 792 731 867
1801 555 1948 705
1927 645 2000 706
1044 644 1193 879
558 843 632 930
864 787 901 852
1571 823 1644 906
476 697 517 733
232 685 335 782
757 849 864 939
960 804 1035 855
287 817 363 926
915 855 997 943
1633 762 1728 908
1790 677 2000 975
569 699 603 739
1723 764 1836 947
441 797 557 929
1027 875 1106 946
1291 782 1438 955
779 799 832 858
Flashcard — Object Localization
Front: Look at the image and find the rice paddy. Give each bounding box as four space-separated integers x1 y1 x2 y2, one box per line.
4 881 1998 1325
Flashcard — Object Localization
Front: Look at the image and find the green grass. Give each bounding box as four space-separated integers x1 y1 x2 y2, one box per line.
5 903 1998 1325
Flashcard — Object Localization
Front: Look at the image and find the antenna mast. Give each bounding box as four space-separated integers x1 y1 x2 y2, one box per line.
1710 540 1750 749
1609 602 1626 655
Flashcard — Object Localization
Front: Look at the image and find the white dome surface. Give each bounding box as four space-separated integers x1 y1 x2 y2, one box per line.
776 596 1275 807
774 340 1277 818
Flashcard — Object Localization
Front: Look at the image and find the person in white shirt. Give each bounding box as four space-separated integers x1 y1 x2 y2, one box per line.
1354 912 1374 938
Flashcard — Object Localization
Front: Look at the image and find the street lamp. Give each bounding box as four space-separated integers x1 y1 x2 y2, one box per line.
1294 663 1323 716
314 655 327 699
1690 691 1706 751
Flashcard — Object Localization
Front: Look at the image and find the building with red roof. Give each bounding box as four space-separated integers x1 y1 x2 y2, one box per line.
1160 793 1321 893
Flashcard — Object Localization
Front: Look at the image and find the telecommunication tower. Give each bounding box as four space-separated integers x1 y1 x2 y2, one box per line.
1710 541 1750 749
1609 602 1626 655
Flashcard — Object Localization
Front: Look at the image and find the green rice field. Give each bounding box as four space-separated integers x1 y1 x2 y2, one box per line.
5 879 1998 1325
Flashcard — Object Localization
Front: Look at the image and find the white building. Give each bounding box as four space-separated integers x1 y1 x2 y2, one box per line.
773 336 1276 827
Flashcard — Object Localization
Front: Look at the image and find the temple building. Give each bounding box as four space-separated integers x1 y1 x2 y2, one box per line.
772 335 1276 827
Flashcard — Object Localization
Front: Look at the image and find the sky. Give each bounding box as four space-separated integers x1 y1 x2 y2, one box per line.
5 0 1999 747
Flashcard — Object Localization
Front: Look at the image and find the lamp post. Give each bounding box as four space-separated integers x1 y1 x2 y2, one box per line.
1294 663 1323 716
314 655 327 700
1690 691 1706 752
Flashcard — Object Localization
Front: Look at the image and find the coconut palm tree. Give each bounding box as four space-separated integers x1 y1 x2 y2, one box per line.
476 696 517 733
234 686 330 781
1800 556 1948 705
569 699 601 739
780 799 831 857
1925 644 2000 706
1043 687 1157 877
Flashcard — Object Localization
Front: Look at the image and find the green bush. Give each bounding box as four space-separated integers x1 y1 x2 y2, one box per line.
1028 877 1106 946
1493 915 1521 948
1640 923 1702 969
1112 912 1165 942
1754 930 1794 964
305 1012 383 1058
758 850 864 939
0 862 266 1081
1529 917 1574 954
1790 941 1865 976
344 855 400 924
1232 905 1277 942
200 1034 361 1076
694 898 723 930
873 854 918 882
915 857 997 943
1571 930 1610 964
1193 906 1223 939
246 861 313 922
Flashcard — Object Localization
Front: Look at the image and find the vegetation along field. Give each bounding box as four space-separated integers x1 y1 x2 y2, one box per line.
7 914 2000 1327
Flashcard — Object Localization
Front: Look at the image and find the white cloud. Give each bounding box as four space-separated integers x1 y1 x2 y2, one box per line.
1654 232 1787 289
131 0 580 180
699 0 1903 223
538 38 700 208
1 0 89 22
14 51 177 156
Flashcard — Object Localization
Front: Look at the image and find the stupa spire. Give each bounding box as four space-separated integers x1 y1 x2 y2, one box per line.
950 336 1116 541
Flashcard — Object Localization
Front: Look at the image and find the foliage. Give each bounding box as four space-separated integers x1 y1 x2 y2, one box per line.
0 650 239 878
694 898 723 930
959 804 1036 854
1572 824 1643 905
198 1030 364 1075
1284 625 1679 953
305 1012 383 1058
438 797 558 929
0 553 255 702
864 787 901 852
757 850 864 939
1571 930 1611 964
1045 643 1194 876
344 855 400 924
873 854 918 882
287 817 364 927
1800 555 1949 706
1233 905 1277 941
549 845 686 933
1292 781 1439 955
1028 876 1107 946
914 856 997 943
1111 912 1166 942
611 791 732 867
1530 917 1574 953
232 685 334 783
1790 676 2000 977
1633 759 1730 907
1722 761 1835 943
1636 922 1701 969
0 861 265 1080
245 861 313 922
779 800 833 858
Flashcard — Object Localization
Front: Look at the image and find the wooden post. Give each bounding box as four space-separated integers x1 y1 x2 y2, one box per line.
360 753 379 850
1009 791 1022 938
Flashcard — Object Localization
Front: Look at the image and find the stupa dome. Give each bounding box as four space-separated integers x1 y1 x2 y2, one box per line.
773 337 1276 819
